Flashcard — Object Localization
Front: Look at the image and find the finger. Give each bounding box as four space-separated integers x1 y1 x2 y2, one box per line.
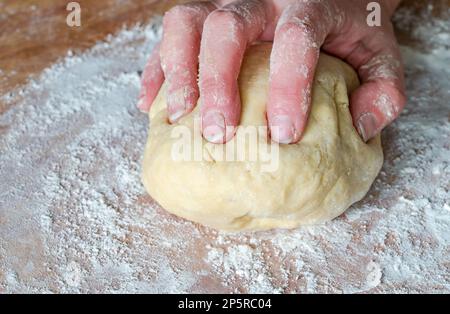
267 1 337 144
160 3 216 123
137 43 164 113
350 46 406 142
199 0 268 143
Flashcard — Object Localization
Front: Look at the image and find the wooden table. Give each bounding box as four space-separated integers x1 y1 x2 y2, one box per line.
0 0 192 112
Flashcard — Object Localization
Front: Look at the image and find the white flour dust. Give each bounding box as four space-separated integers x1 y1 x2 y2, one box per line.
0 8 449 293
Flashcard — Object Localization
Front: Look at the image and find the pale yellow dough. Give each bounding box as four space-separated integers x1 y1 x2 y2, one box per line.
142 43 383 232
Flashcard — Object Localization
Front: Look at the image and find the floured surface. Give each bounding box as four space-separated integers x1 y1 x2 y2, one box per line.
0 9 449 293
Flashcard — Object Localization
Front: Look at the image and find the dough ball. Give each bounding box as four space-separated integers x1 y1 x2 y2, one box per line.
142 43 383 232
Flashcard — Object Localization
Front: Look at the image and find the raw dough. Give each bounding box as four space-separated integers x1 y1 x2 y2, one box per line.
142 43 383 232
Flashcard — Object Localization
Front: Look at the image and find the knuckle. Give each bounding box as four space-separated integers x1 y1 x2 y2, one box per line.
164 4 196 24
277 19 317 43
205 9 245 31
280 19 313 34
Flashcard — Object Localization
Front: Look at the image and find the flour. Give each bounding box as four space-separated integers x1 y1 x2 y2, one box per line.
394 3 450 51
1 7 449 293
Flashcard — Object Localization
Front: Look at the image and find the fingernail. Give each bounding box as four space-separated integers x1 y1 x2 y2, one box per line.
202 111 226 144
357 113 378 142
167 87 197 123
137 97 148 113
167 94 186 123
270 115 296 144
169 108 185 123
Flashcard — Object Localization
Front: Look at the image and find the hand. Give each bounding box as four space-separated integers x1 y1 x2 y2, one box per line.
138 0 406 144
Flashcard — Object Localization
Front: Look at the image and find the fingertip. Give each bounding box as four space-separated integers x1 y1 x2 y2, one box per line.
355 112 378 142
137 97 146 112
138 78 161 113
167 85 199 123
269 115 302 144
199 74 241 144
137 95 150 113
351 80 406 142
139 48 164 114
201 110 237 144
267 92 311 144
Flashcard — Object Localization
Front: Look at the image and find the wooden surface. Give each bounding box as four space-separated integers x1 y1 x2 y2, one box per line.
0 0 449 110
0 0 189 111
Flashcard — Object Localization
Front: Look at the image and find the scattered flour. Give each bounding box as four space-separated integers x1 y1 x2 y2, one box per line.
0 7 449 293
394 3 450 51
